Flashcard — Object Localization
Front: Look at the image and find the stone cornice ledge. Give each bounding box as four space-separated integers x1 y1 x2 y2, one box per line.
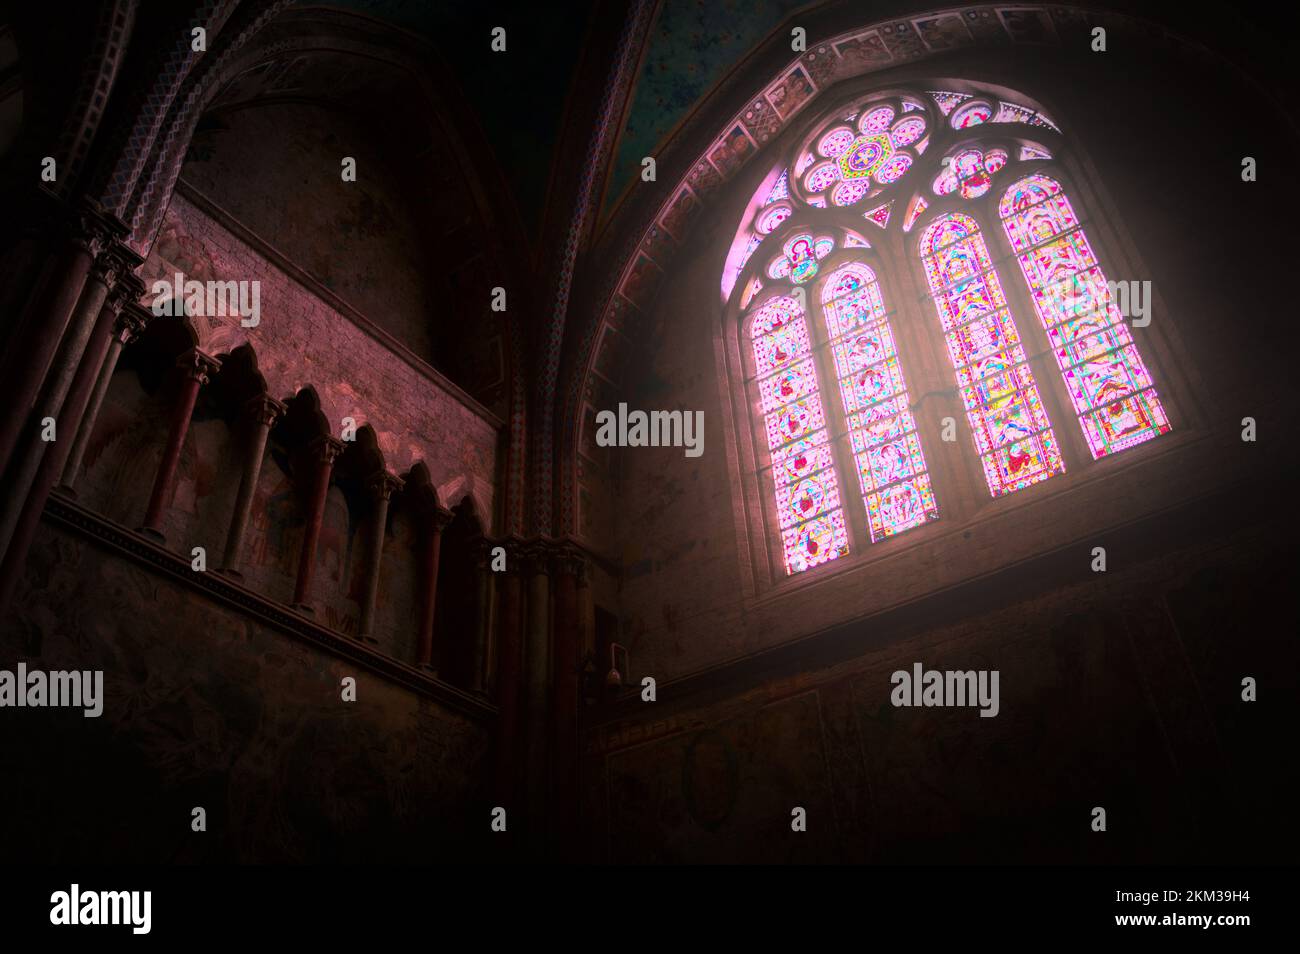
43 494 498 724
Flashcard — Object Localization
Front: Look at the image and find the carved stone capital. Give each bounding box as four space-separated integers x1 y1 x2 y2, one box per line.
70 198 130 259
177 348 221 385
367 469 405 502
553 543 588 580
104 270 145 315
307 435 345 467
245 393 287 428
113 302 151 344
518 537 562 577
102 242 145 283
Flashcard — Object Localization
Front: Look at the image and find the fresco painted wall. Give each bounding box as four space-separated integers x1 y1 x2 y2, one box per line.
584 537 1298 864
2 523 491 863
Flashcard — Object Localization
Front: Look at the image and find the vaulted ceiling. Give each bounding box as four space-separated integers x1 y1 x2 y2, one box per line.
601 0 813 220
325 0 598 234
322 0 831 242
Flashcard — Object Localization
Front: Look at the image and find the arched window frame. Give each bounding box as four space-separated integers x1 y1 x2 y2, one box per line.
718 79 1200 593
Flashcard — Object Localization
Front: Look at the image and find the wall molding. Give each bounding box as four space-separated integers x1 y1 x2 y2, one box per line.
585 462 1291 744
41 492 499 724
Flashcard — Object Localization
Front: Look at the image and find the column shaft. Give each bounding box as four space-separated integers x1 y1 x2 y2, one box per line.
551 551 583 858
0 242 94 477
357 471 403 644
415 508 452 668
0 263 116 560
523 550 552 850
0 290 125 610
292 437 343 608
141 350 218 538
470 541 492 691
492 561 524 805
61 305 145 490
220 395 284 575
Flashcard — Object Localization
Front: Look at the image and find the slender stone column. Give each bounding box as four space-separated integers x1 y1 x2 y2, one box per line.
291 435 344 611
357 470 404 644
0 201 120 478
578 558 595 668
0 246 128 561
0 280 139 611
61 303 149 492
522 541 553 849
551 545 586 858
469 536 495 692
139 349 220 540
415 505 454 669
219 393 286 577
491 539 525 806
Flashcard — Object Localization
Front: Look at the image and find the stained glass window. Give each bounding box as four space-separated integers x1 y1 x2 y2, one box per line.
929 90 1058 130
796 96 929 210
821 263 938 540
766 231 836 284
919 212 1066 496
864 202 892 228
932 147 1008 199
999 175 1171 457
749 295 851 573
722 82 1167 576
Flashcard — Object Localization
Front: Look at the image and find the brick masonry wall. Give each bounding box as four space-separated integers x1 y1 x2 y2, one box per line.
179 101 441 362
73 189 500 669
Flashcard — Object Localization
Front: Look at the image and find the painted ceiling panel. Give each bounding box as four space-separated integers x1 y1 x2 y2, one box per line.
604 0 812 216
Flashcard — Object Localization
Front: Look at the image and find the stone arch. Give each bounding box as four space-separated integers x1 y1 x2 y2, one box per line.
436 472 492 536
84 0 244 218
115 5 528 523
374 460 439 662
75 311 203 529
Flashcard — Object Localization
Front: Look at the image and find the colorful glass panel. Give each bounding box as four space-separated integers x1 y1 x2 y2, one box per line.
877 154 912 184
933 147 1006 200
750 296 851 573
929 90 971 116
890 116 926 148
832 180 871 207
860 105 895 133
995 101 1035 124
756 203 792 234
864 202 892 228
764 170 790 204
821 262 939 540
920 212 1065 495
818 127 856 158
952 101 993 129
999 175 1171 457
805 162 838 193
